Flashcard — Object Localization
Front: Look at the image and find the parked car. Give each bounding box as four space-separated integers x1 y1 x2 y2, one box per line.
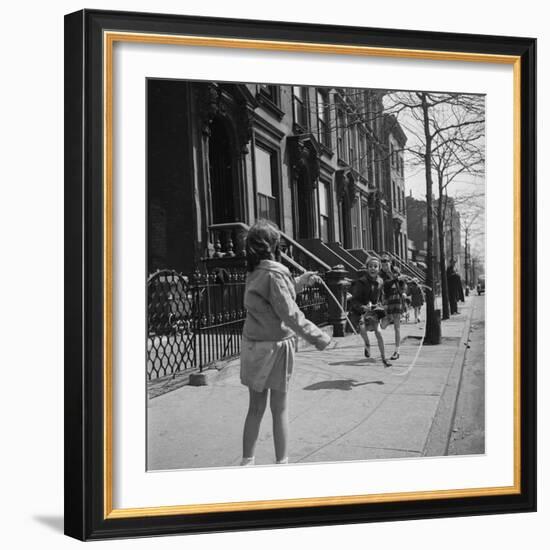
476 275 486 295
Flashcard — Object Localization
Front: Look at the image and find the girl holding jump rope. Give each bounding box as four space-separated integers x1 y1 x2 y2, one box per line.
239 220 333 466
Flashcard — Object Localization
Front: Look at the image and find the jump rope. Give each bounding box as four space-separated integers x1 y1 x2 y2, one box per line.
316 276 427 377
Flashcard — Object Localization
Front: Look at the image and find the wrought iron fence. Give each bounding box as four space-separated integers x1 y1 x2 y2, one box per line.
147 268 329 380
296 282 329 328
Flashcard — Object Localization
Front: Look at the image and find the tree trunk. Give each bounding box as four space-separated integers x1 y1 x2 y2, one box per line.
464 230 469 288
420 93 437 344
437 211 450 320
437 181 450 320
450 209 455 261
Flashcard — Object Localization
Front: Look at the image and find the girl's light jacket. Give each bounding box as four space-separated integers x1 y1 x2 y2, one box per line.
242 260 330 351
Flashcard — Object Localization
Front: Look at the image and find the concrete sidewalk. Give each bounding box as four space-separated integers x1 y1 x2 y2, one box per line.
147 298 475 470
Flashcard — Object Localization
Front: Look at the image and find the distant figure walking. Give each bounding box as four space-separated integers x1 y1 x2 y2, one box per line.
240 220 331 466
349 257 391 367
447 261 465 315
409 278 425 323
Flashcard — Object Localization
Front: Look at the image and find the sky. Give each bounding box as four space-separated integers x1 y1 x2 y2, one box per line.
387 92 487 261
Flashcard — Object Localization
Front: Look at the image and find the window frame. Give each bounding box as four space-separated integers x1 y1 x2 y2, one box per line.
252 138 282 226
316 88 331 149
292 85 309 131
318 178 332 242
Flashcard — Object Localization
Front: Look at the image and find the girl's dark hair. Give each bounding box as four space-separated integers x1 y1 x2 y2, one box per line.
245 219 281 272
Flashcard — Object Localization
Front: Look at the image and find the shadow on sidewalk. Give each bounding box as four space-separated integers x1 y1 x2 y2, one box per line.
326 358 381 366
303 379 385 391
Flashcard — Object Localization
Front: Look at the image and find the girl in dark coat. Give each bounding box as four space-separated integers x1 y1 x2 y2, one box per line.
349 257 391 367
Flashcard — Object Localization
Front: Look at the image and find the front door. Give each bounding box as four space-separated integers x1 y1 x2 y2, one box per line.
296 172 313 239
209 117 235 224
339 196 352 248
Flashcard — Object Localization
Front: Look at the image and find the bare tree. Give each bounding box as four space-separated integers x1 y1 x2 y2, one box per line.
432 103 485 317
383 91 485 338
297 86 485 338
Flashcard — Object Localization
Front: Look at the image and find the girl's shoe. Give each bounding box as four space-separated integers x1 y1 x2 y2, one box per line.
382 358 392 368
390 351 400 360
276 457 289 464
240 457 255 466
364 346 371 358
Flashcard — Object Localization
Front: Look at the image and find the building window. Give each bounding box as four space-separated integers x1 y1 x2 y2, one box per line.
336 105 347 161
372 145 378 188
351 201 360 248
316 90 331 148
399 187 402 211
399 187 402 212
254 144 278 224
367 141 374 183
361 200 369 249
358 128 367 176
349 124 358 170
318 180 331 242
258 84 279 106
292 86 308 129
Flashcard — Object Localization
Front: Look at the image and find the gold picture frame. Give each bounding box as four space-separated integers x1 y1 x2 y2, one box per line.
65 9 536 540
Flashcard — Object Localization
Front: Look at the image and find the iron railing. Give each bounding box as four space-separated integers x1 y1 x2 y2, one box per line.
147 268 329 380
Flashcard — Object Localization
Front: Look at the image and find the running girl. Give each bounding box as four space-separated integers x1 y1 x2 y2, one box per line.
349 257 391 367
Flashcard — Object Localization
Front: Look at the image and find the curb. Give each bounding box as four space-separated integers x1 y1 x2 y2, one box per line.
422 299 476 457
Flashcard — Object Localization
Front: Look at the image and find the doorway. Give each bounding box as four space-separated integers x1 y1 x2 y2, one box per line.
209 117 235 224
296 171 313 239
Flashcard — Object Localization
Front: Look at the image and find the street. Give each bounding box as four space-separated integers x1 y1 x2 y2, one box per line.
147 296 483 470
448 294 485 455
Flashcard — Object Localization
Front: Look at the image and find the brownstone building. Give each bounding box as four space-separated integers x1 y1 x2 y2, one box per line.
148 80 416 278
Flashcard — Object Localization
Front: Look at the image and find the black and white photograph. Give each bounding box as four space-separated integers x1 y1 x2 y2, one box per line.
146 79 486 470
0 0 544 544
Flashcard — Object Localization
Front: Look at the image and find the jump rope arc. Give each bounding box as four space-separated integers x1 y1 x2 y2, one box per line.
317 276 426 376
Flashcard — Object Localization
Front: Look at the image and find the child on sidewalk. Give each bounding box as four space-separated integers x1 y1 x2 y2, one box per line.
240 220 332 466
349 257 391 367
409 278 425 323
379 255 407 361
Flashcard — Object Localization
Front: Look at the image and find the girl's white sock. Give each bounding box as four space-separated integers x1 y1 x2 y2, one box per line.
240 456 255 466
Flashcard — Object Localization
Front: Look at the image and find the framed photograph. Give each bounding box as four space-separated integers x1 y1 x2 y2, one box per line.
64 9 536 540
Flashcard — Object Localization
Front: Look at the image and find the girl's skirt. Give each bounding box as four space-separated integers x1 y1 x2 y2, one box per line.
385 292 405 315
360 306 386 331
240 336 295 393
